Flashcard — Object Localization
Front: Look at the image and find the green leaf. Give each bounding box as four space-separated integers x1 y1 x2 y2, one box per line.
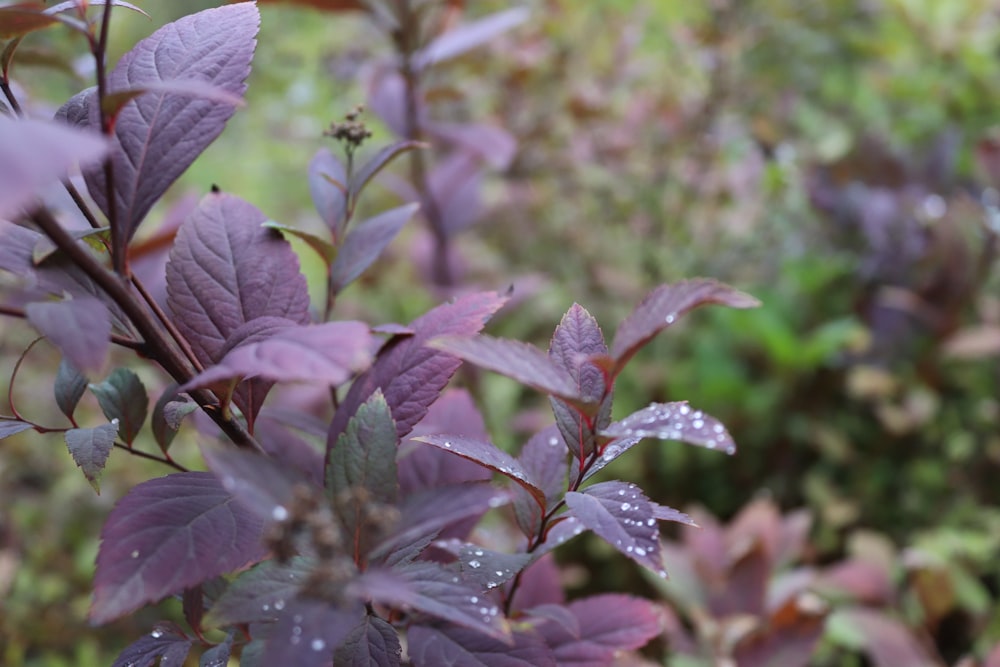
89 368 148 445
65 422 118 493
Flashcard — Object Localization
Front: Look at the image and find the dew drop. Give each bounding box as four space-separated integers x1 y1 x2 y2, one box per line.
489 606 499 616
150 629 163 638
274 599 286 611
621 502 631 511
470 596 478 604
548 437 559 446
311 639 326 652
262 603 270 612
658 569 668 579
679 405 690 415
664 313 676 324
626 545 634 553
468 560 481 568
444 441 452 448
131 550 140 558
474 549 484 556
726 444 736 455
488 495 505 508
495 570 504 577
713 424 724 434
618 489 626 496
290 635 301 645
635 547 647 557
692 419 704 430
647 518 655 526
271 505 289 521
480 607 490 615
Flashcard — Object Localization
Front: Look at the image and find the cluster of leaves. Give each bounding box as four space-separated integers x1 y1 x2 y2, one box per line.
0 1 764 664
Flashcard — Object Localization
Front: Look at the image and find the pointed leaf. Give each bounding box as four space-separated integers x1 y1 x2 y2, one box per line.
65 3 259 238
0 2 57 39
88 367 148 444
261 599 362 667
413 434 544 510
512 425 567 537
601 401 736 455
328 391 399 560
564 481 666 576
44 1 148 18
264 220 337 264
0 419 34 440
151 384 192 453
358 563 509 640
165 192 310 366
430 335 592 411
334 615 402 667
64 422 118 492
327 290 509 449
308 147 348 237
409 623 554 667
349 140 425 202
199 633 234 667
90 472 266 624
609 279 760 373
579 435 642 483
206 556 313 626
415 8 530 68
330 203 418 294
536 594 661 666
455 544 531 591
0 115 108 218
111 625 193 667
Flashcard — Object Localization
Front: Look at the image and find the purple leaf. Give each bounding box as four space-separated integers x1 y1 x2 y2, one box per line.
330 203 419 294
111 624 192 667
0 419 34 440
327 290 509 450
426 122 517 171
0 115 108 219
429 335 592 412
54 359 102 420
182 321 373 389
366 65 413 138
508 556 565 612
308 148 348 237
88 368 148 444
609 279 760 374
427 153 484 235
578 435 642 483
206 556 313 626
600 401 737 455
455 544 531 592
831 608 938 667
333 615 402 667
349 140 425 202
261 599 362 667
44 1 148 19
412 434 544 510
536 594 661 666
264 220 337 264
151 384 193 454
529 515 586 560
64 422 118 492
328 391 399 560
408 624 554 667
512 425 567 537
564 481 666 577
253 410 325 485
651 504 697 526
360 562 509 639
91 471 266 624
25 297 110 376
201 443 312 523
199 634 233 667
165 192 310 366
100 78 246 118
67 3 259 238
415 7 529 68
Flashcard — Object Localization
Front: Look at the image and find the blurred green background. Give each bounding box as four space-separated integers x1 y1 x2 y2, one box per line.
3 0 1000 664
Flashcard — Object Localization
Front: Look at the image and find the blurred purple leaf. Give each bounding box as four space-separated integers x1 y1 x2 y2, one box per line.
44 1 148 19
261 599 361 667
426 122 517 170
365 65 413 138
331 203 419 294
88 368 148 444
200 443 312 523
830 608 939 667
206 556 313 626
427 153 483 235
651 504 697 527
415 7 529 68
601 401 737 455
61 3 259 238
349 140 425 202
609 279 760 373
263 220 337 264
165 192 310 365
0 2 59 39
413 434 545 510
0 419 34 440
327 290 508 449
64 422 118 493
253 411 325 486
308 148 348 237
25 297 110 376
430 335 592 412
409 624 553 667
513 425 567 537
0 116 108 218
334 615 402 667
110 624 192 667
91 472 266 624
536 594 661 666
564 481 665 576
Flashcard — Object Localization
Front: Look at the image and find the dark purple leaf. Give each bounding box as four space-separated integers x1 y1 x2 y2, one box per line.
308 148 348 237
430 335 592 412
512 425 567 537
414 8 529 68
456 544 531 592
651 504 697 527
90 471 266 624
330 203 418 294
25 297 110 376
261 599 362 667
425 122 517 171
199 633 233 667
88 368 148 444
609 279 759 373
399 388 492 496
349 140 424 202
0 419 34 440
182 321 373 389
564 481 666 577
578 435 642 483
412 434 544 510
327 290 509 449
359 563 509 639
151 384 193 454
524 604 578 637
333 615 402 667
111 624 192 667
165 192 310 366
327 391 398 559
600 401 737 455
536 594 661 667
64 422 118 492
67 3 259 238
206 556 313 626
54 359 89 422
507 556 565 613
382 532 438 569
0 116 108 218
200 443 312 523
531 516 586 560
253 411 325 486
409 623 553 667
